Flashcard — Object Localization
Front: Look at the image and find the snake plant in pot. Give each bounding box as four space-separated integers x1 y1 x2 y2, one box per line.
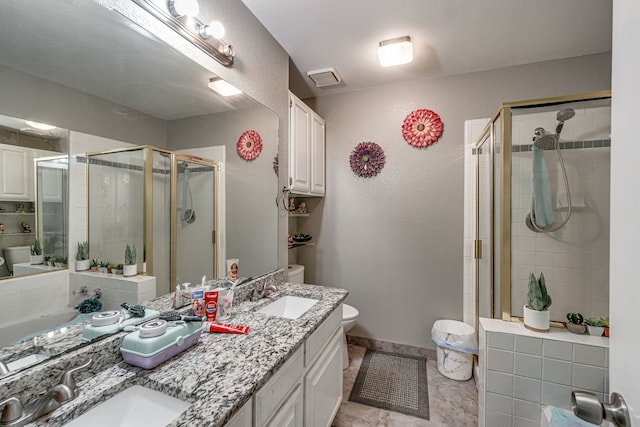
29 238 43 265
123 244 137 277
524 272 552 332
75 241 90 271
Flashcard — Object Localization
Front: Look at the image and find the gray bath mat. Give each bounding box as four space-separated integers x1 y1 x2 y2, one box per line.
348 349 429 420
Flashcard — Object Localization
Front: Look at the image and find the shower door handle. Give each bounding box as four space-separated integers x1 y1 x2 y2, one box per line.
572 391 631 427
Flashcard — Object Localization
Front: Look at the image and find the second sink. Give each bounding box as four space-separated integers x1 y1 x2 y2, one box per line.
256 296 319 319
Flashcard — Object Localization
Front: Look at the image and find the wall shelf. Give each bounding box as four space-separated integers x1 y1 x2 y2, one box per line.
0 232 35 237
288 242 315 249
288 213 310 217
0 212 35 215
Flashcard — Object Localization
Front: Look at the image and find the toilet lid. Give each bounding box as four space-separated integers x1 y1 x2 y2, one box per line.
343 304 359 320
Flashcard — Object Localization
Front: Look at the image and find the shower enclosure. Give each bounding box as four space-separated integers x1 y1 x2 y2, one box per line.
86 146 219 296
470 91 611 326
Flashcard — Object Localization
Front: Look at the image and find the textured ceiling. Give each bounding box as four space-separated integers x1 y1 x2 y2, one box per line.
241 0 612 98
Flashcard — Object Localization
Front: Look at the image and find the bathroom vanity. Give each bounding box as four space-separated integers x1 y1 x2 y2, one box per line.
0 276 347 427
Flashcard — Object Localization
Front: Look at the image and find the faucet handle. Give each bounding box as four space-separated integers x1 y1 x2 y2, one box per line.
0 397 23 423
60 359 92 390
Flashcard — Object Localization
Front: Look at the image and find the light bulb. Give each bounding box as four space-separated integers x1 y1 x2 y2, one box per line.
205 21 225 39
208 78 242 97
378 36 413 67
169 0 199 18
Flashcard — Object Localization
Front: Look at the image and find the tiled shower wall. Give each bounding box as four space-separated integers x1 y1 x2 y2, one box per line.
510 106 611 321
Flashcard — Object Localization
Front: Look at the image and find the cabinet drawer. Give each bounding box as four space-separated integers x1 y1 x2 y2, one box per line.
254 347 303 426
305 304 342 367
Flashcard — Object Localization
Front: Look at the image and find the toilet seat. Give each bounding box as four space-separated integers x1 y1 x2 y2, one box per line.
342 304 359 321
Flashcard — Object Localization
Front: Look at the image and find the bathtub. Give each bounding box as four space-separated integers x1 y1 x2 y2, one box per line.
0 307 80 347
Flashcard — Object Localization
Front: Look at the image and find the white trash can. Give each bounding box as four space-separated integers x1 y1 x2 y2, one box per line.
431 320 478 381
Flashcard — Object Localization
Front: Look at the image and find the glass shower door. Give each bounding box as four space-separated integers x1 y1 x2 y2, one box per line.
174 157 217 286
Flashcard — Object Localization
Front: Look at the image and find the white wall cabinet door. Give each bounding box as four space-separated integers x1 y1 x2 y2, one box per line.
289 93 311 194
0 145 33 201
310 113 326 196
288 92 325 196
304 327 343 427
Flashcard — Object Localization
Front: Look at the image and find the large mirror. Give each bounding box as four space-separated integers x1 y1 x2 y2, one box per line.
0 0 278 375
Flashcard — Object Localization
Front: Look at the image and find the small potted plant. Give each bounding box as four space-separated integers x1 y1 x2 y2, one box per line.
90 258 99 272
601 317 609 337
47 256 56 267
107 262 117 274
123 244 137 277
584 317 604 336
99 260 109 273
566 312 586 334
115 263 124 275
75 241 90 271
523 272 552 332
30 238 43 265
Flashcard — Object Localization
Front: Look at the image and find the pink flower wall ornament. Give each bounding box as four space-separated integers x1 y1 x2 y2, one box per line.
350 142 386 178
236 130 263 160
402 109 444 148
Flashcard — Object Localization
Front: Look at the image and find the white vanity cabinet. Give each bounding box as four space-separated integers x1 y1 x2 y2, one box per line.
226 398 253 427
288 92 325 197
252 304 343 427
0 144 33 201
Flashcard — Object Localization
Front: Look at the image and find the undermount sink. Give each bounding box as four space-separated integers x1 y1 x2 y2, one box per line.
64 385 190 427
256 295 319 319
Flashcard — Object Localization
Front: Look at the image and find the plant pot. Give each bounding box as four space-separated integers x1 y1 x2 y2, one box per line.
565 322 586 334
523 305 550 332
123 264 137 277
603 326 609 337
99 267 107 273
586 325 604 336
30 254 44 265
90 266 98 272
75 259 90 271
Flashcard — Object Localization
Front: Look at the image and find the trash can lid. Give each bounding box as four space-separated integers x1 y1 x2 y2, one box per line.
432 319 475 335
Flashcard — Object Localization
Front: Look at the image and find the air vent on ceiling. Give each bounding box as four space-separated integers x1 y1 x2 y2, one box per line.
307 67 342 88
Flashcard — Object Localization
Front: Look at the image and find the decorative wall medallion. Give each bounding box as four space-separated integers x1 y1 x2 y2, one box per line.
236 130 263 160
350 142 386 178
402 109 444 147
273 153 279 176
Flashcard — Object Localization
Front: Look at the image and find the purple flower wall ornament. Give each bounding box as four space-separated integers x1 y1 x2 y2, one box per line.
350 142 386 178
273 153 279 176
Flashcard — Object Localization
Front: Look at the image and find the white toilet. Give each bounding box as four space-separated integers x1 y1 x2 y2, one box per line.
3 246 30 275
287 264 360 369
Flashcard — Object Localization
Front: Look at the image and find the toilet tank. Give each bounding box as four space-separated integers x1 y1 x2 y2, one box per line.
287 264 304 283
3 245 31 273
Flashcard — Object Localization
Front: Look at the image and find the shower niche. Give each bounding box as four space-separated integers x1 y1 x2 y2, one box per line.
87 146 219 297
469 91 612 326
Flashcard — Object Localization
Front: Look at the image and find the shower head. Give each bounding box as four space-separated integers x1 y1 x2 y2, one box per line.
555 108 575 134
556 108 575 122
532 127 557 150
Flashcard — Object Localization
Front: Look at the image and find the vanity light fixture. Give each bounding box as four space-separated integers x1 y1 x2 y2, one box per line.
168 0 199 18
25 120 56 130
131 0 234 66
378 36 413 67
208 78 242 97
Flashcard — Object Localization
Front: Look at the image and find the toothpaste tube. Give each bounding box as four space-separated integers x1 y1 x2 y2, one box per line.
201 322 250 334
204 290 219 322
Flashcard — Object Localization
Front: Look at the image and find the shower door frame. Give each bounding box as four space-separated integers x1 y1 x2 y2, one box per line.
86 145 220 291
473 90 611 325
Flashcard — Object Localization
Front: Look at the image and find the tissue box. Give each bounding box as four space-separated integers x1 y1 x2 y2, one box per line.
120 321 202 369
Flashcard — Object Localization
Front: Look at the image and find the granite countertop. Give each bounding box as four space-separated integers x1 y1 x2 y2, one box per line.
35 282 348 427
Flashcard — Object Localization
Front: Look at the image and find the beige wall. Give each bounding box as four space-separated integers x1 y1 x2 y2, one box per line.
305 53 611 349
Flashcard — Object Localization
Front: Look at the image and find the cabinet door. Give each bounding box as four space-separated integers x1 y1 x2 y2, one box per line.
289 93 310 194
266 384 303 427
225 398 252 427
0 146 32 200
304 327 343 427
310 113 325 196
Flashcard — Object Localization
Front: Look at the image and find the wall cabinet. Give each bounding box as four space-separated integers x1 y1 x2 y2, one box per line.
288 92 325 196
0 145 33 201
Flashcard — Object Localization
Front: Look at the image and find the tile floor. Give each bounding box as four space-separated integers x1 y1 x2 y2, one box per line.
332 344 478 427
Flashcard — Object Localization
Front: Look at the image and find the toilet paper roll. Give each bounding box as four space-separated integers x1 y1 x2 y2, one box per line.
91 310 121 326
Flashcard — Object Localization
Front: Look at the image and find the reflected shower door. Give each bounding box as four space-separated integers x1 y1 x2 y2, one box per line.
174 157 217 286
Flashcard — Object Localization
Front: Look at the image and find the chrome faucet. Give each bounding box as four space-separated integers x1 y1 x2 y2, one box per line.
0 359 92 427
251 282 278 301
0 361 9 376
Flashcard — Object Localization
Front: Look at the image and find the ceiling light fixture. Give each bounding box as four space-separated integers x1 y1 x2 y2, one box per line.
378 36 413 67
131 0 234 67
208 78 242 97
25 120 57 130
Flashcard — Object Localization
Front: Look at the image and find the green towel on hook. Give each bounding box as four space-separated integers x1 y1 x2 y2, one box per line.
532 146 555 228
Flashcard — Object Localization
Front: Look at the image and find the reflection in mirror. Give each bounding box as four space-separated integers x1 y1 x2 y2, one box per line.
0 0 278 376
